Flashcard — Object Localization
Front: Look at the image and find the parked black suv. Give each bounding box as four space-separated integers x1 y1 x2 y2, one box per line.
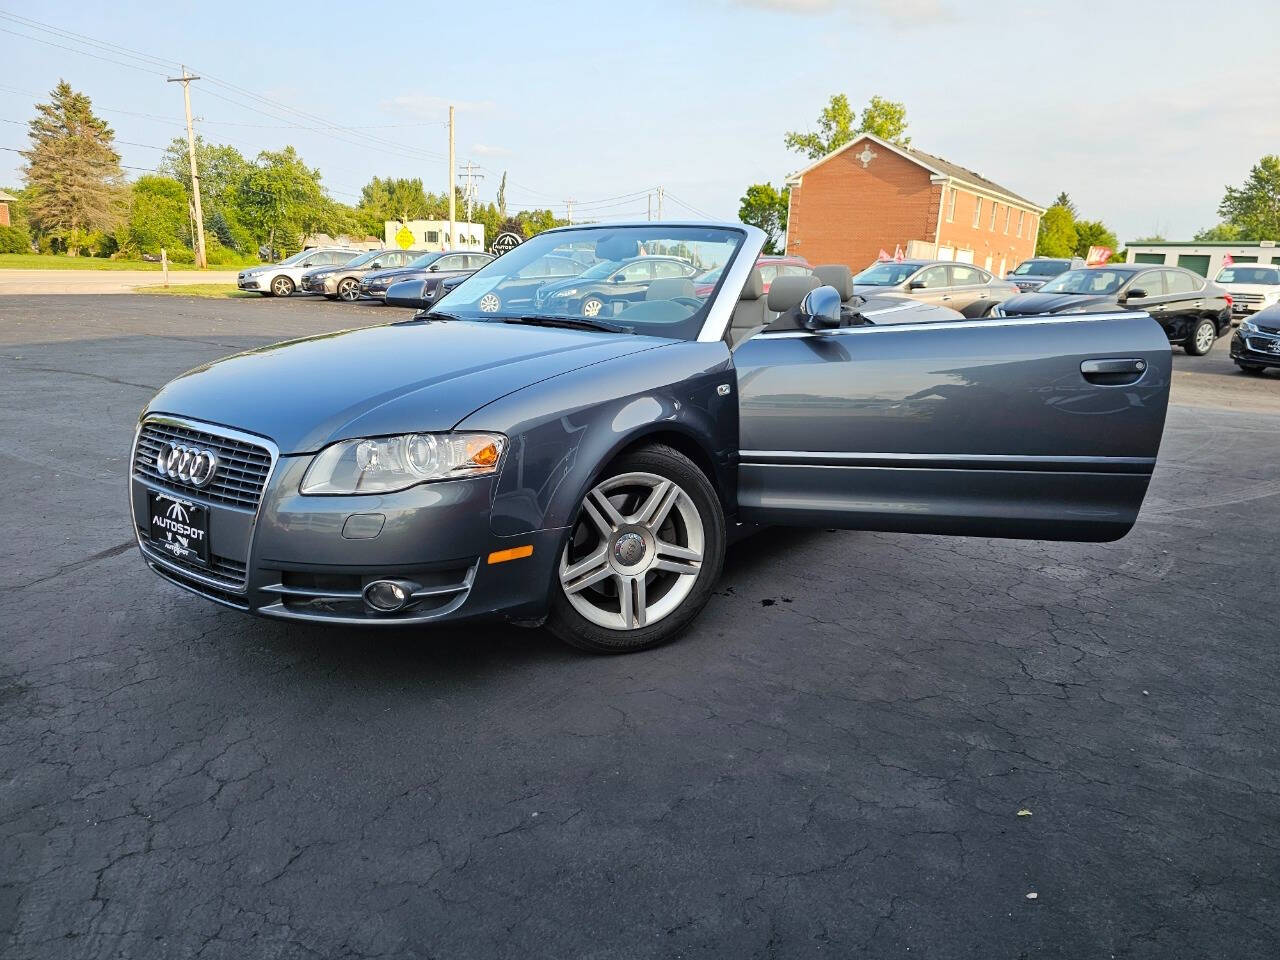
994 265 1232 355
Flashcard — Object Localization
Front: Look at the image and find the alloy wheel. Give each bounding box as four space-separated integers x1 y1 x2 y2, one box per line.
1195 322 1214 353
271 276 293 297
338 278 360 301
558 472 704 631
582 297 604 318
478 292 501 313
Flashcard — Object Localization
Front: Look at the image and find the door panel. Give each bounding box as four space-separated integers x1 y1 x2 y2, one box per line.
733 314 1172 542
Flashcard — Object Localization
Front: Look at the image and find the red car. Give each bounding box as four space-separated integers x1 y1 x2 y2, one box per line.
694 255 811 297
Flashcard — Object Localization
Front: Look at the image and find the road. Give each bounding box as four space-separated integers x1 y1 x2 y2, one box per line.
1 295 1278 959
0 269 240 295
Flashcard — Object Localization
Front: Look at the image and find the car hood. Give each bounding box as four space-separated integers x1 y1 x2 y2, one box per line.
1003 291 1118 314
852 283 905 296
145 320 668 454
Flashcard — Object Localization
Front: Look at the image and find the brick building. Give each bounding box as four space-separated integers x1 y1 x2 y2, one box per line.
0 189 15 228
784 134 1044 277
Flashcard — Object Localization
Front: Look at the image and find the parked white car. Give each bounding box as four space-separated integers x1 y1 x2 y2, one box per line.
237 248 362 297
1214 263 1280 318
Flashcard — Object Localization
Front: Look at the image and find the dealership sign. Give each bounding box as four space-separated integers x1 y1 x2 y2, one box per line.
491 232 523 256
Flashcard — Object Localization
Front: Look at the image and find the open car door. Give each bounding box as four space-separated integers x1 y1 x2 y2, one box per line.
733 311 1171 542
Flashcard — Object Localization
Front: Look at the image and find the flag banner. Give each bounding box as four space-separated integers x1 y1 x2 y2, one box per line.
1086 245 1113 266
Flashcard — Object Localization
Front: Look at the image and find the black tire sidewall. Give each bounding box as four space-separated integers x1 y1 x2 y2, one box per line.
546 444 726 654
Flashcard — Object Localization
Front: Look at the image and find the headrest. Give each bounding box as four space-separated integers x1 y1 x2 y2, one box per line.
739 268 764 301
814 264 855 302
767 274 819 312
594 234 640 262
645 277 695 301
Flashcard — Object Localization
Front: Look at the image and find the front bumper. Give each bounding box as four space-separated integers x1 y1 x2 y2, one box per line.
1230 328 1280 368
131 416 564 626
237 276 263 290
358 283 387 300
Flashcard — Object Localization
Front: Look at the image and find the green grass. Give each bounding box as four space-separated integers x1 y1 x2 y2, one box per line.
135 283 256 298
0 253 254 271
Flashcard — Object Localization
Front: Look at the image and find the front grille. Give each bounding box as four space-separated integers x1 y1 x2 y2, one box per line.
147 558 250 610
134 420 272 510
1258 323 1280 334
138 527 248 589
1232 292 1264 304
1246 335 1280 353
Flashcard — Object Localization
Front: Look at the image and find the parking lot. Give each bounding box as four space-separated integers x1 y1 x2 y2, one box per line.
2 294 1278 958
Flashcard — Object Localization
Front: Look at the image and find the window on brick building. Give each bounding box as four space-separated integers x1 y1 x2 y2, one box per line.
1017 211 1025 238
973 197 982 228
947 188 957 222
1005 206 1012 234
989 202 998 231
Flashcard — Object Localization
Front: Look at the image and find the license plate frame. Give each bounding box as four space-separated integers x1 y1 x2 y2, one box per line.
148 492 210 566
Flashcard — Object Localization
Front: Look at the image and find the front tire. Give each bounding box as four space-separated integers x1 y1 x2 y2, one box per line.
581 296 606 318
478 291 502 314
337 277 361 302
270 275 294 297
1185 318 1216 355
547 444 725 654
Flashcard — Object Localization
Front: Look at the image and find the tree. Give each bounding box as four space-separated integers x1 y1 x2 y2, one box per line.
1193 222 1242 242
515 208 566 237
857 95 910 145
356 176 432 236
236 147 330 257
159 136 253 252
20 80 124 254
1036 203 1077 257
1073 219 1118 259
784 93 909 159
496 171 508 220
123 175 191 258
1217 156 1280 240
738 182 790 253
1052 191 1078 219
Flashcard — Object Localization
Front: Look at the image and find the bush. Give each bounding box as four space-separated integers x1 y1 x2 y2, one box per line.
205 241 247 266
0 223 32 253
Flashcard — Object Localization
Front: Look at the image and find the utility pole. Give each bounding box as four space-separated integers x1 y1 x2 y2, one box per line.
167 66 206 268
647 192 652 221
656 185 664 221
447 105 456 250
565 199 574 226
457 160 484 235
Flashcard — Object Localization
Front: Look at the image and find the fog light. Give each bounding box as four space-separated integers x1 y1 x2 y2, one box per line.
363 579 418 613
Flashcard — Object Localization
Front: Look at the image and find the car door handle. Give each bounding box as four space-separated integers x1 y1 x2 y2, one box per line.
1081 357 1147 385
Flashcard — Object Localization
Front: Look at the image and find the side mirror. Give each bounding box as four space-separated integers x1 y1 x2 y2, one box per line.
908 279 927 290
428 264 439 271
1125 287 1147 300
799 285 843 331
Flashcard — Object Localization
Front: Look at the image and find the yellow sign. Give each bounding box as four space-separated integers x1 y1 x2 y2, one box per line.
394 225 414 249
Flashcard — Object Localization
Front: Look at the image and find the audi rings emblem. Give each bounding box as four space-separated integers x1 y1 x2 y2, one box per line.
157 442 219 488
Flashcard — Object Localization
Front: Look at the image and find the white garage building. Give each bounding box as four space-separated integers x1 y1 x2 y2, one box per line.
1124 240 1280 278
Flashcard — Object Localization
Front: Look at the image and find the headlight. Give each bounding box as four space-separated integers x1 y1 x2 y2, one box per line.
551 288 577 298
1238 319 1258 334
300 432 506 495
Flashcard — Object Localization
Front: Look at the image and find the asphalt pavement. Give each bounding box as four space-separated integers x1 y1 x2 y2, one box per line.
1 294 1278 959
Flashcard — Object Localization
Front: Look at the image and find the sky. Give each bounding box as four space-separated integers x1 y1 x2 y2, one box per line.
2 0 1278 242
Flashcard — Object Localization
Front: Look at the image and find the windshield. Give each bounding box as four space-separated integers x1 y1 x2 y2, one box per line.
278 249 314 266
1039 268 1129 295
1217 266 1280 285
437 225 746 340
697 266 724 284
406 252 444 270
1012 259 1070 276
853 263 921 286
342 250 384 269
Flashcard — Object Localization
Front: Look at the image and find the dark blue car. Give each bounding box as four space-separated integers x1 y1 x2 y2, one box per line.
130 223 1172 653
532 254 700 318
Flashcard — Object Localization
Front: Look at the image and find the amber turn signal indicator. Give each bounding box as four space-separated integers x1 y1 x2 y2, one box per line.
467 440 501 468
487 544 533 565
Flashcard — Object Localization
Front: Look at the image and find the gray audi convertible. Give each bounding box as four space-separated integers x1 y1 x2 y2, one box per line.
131 223 1172 653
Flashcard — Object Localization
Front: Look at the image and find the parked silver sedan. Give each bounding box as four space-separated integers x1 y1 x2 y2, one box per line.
852 259 1018 317
237 247 361 297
